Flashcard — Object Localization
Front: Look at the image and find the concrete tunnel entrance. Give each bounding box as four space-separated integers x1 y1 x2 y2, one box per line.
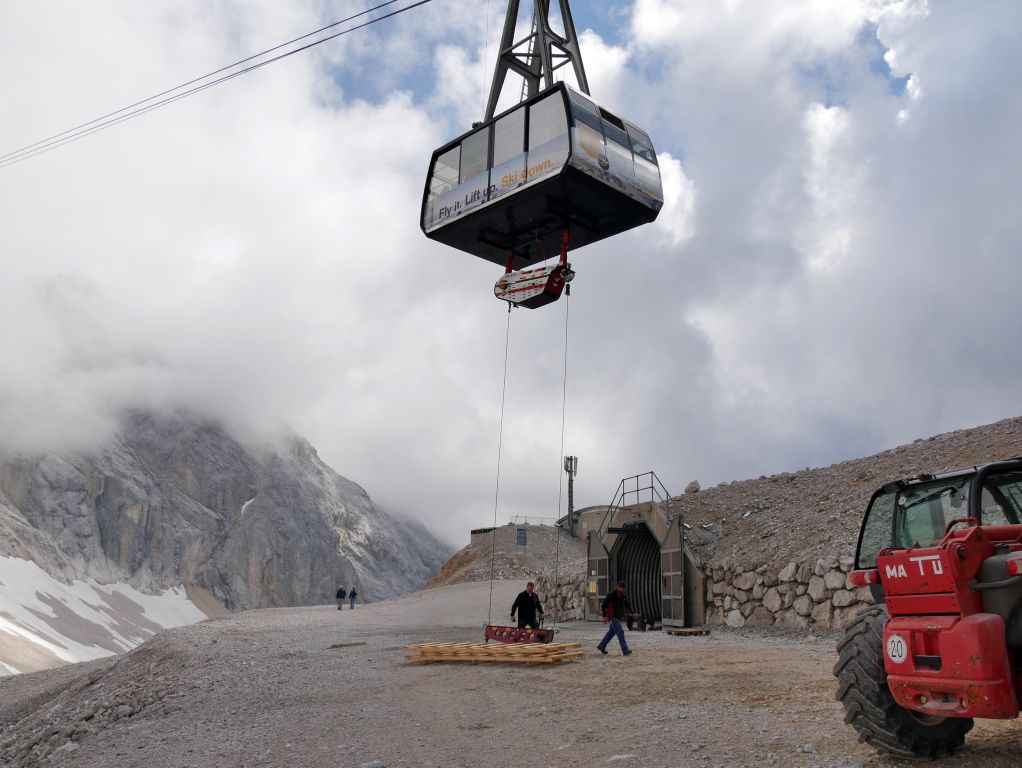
585 499 705 628
612 523 661 625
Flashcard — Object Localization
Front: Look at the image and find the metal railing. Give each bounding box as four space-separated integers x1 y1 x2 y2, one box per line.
597 471 674 540
508 514 559 526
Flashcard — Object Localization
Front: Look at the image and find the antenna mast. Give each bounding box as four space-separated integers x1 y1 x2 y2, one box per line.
484 0 590 121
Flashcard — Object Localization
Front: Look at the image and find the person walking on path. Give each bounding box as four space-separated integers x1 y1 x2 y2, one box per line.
349 586 358 609
510 581 544 629
597 580 633 656
335 586 346 611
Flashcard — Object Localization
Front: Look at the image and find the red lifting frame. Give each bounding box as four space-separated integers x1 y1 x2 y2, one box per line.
484 625 555 644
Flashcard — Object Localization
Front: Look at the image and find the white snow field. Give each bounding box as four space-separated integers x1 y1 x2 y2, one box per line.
0 556 207 676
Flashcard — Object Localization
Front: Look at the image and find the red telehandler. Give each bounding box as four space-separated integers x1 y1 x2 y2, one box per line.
835 459 1022 759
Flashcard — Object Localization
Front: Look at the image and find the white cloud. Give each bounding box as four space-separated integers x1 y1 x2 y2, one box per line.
2 0 1022 548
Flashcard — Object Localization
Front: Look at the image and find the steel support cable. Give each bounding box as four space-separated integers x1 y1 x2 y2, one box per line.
487 305 513 625
0 0 431 170
0 0 404 164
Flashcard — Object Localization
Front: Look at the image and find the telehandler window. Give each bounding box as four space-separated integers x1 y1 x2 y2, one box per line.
894 479 969 550
980 470 1022 525
857 490 896 569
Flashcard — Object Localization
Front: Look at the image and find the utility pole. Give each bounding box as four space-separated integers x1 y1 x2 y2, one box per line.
564 455 578 536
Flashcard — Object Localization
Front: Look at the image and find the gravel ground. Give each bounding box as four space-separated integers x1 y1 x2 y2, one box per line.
1 580 1021 768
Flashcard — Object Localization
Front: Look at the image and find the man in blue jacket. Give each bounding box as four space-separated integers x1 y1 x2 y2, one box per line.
597 580 633 656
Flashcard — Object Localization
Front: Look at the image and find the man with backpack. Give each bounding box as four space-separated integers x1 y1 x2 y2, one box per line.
597 580 633 656
335 586 346 610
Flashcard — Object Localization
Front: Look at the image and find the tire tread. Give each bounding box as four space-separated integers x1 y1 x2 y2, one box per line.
833 606 973 760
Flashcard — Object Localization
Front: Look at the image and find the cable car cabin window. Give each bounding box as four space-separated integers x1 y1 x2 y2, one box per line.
526 92 569 186
568 91 605 171
599 109 634 181
627 124 657 165
627 122 662 200
568 90 602 132
600 109 629 147
460 128 489 183
458 127 490 214
491 105 526 202
424 145 461 230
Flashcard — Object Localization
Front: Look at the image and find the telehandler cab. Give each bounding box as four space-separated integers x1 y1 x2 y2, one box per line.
835 459 1022 759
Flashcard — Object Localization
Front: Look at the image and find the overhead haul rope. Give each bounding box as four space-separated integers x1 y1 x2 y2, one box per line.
487 304 513 625
0 0 432 169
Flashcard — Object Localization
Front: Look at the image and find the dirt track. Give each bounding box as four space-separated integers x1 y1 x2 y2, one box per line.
1 581 1020 767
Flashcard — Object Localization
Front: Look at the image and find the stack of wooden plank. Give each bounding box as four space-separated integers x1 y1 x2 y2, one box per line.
404 641 584 665
666 628 710 637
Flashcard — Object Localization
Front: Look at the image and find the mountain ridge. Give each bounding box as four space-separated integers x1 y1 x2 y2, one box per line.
0 410 450 610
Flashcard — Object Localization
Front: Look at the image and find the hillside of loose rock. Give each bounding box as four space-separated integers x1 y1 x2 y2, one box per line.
678 415 1022 568
424 523 585 588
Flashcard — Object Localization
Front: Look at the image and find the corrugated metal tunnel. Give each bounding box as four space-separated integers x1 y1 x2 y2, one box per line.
612 523 661 622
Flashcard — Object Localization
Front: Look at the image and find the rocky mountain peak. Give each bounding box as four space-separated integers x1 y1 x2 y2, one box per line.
0 410 450 611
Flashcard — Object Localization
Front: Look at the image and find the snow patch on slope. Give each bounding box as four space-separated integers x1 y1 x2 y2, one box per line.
0 556 206 677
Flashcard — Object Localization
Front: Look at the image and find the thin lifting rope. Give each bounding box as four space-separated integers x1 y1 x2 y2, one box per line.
487 305 513 625
0 0 432 169
554 287 571 586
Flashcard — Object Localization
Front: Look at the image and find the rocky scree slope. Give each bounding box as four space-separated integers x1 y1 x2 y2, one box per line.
0 412 450 610
680 415 1022 568
424 524 585 588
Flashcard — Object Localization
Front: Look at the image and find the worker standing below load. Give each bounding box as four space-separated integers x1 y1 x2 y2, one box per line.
597 581 633 656
510 581 544 629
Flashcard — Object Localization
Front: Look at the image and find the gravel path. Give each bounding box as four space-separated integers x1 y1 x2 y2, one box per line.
2 581 1020 767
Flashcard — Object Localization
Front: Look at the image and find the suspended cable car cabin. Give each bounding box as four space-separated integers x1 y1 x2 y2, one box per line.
420 0 664 308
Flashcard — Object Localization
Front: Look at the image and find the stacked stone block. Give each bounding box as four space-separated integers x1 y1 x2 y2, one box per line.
705 555 874 631
534 575 587 621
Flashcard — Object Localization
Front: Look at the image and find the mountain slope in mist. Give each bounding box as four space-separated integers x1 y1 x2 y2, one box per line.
0 411 450 616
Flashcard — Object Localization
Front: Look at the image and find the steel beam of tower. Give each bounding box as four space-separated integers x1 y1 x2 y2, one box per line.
484 0 590 121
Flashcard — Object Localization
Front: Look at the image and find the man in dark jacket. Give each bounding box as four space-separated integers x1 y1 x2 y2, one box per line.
597 580 632 655
335 586 346 611
510 582 544 629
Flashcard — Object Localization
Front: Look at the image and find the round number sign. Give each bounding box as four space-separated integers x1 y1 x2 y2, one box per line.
886 633 908 664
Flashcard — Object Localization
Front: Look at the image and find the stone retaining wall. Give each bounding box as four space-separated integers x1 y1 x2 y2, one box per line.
533 555 873 631
705 556 874 630
534 575 587 621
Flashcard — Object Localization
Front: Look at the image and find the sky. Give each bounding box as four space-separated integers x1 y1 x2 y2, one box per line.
2 0 1021 548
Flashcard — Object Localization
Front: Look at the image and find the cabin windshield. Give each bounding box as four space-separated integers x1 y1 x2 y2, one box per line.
894 478 971 551
858 479 969 569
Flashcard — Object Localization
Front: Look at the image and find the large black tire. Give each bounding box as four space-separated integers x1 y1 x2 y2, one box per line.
834 606 973 760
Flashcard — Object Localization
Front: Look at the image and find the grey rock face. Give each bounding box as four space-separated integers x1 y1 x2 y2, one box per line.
0 412 450 610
